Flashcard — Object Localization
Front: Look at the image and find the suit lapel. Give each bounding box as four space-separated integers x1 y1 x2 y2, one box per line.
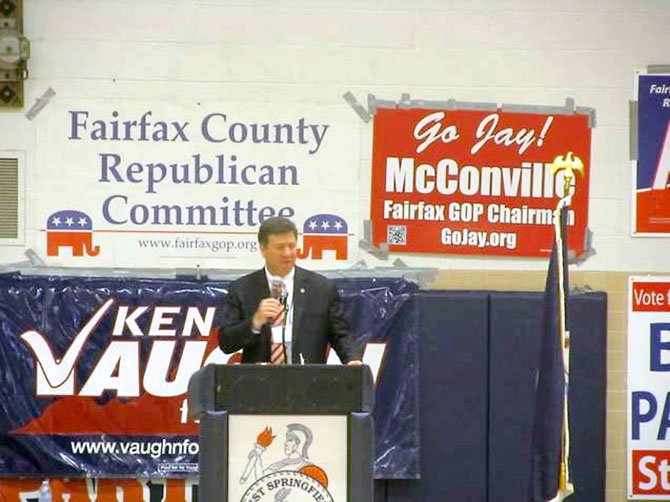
292 267 308 360
252 268 271 302
250 268 272 347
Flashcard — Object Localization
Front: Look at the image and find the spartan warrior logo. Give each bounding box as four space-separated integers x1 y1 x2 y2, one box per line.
240 423 333 502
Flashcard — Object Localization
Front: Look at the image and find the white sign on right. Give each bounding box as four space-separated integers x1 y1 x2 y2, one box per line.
628 277 670 499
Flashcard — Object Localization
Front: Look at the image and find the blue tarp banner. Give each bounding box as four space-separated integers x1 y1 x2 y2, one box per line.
0 273 419 479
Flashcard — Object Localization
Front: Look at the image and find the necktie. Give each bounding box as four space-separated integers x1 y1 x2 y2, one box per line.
273 307 286 326
271 342 286 365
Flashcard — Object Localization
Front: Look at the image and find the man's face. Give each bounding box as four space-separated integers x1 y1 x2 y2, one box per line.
285 436 298 455
260 232 297 277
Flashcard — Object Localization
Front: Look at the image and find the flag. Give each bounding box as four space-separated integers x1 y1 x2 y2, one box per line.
528 203 574 501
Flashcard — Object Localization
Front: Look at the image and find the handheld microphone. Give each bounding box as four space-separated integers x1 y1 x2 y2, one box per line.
271 279 288 314
269 278 288 363
270 279 285 301
269 279 288 326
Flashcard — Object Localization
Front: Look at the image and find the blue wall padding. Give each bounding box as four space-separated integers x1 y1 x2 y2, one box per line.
386 290 606 502
488 292 545 501
489 291 606 502
388 291 489 501
566 292 607 502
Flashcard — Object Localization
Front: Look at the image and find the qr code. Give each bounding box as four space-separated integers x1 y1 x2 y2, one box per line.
387 225 407 245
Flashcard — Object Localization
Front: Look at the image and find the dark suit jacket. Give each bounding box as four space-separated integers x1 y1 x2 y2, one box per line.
218 266 361 364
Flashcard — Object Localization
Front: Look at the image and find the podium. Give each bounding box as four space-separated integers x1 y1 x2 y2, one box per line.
188 364 375 502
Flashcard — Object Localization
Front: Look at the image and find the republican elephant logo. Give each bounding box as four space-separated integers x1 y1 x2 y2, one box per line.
46 210 100 257
297 214 348 260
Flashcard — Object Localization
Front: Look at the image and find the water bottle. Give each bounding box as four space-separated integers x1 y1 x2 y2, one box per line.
38 479 52 502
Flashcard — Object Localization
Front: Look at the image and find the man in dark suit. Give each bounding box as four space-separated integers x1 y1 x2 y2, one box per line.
218 217 362 365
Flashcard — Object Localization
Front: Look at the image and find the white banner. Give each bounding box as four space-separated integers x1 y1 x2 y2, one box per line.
228 415 347 502
628 276 670 499
31 99 359 269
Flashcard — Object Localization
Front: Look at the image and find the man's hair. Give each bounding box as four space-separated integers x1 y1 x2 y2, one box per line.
258 217 298 246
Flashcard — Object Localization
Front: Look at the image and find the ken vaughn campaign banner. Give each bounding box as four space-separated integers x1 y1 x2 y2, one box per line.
0 273 418 480
370 106 593 258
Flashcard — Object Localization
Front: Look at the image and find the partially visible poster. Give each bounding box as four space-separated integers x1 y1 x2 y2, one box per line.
370 106 592 258
0 478 197 501
32 99 359 269
634 72 670 235
627 277 670 499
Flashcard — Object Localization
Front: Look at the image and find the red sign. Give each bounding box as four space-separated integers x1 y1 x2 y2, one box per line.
631 281 670 312
370 108 592 257
631 450 670 496
0 478 193 501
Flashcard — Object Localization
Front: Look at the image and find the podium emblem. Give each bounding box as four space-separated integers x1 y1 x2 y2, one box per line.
229 415 347 501
241 471 331 502
239 423 334 501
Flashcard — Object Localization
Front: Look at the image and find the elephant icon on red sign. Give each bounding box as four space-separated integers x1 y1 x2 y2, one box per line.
297 214 348 260
46 210 100 257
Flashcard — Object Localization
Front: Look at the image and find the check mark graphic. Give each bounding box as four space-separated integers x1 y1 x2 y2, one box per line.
20 299 114 390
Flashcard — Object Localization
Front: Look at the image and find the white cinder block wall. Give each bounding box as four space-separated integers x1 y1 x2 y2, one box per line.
0 0 667 271
0 1 669 500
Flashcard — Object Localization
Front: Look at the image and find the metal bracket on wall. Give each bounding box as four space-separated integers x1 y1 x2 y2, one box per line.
0 0 29 108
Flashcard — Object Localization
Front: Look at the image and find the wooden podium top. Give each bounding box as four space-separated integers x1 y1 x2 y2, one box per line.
189 364 374 417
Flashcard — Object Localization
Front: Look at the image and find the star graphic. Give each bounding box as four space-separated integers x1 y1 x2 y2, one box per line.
334 221 343 230
78 217 88 226
308 220 318 230
65 217 74 226
321 221 330 230
51 216 61 226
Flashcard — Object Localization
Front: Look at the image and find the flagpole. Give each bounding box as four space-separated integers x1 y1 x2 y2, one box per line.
553 195 573 500
550 152 583 501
